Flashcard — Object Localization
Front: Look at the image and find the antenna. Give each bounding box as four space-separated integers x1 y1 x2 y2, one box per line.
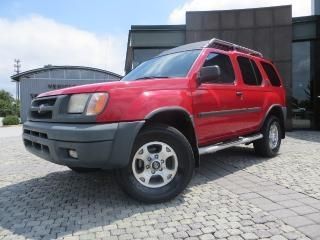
14 59 21 74
14 59 21 101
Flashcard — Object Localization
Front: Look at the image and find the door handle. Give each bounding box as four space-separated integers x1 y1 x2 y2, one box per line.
236 91 243 96
318 96 320 99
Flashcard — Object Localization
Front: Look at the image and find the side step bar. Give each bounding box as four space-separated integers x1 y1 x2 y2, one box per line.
199 133 263 155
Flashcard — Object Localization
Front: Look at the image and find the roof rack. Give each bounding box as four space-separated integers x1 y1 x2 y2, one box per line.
205 38 263 57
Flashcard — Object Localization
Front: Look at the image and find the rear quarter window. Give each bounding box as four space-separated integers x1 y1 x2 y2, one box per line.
261 62 281 87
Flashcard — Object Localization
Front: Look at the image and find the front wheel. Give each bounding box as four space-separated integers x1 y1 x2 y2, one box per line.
254 115 282 157
115 124 195 203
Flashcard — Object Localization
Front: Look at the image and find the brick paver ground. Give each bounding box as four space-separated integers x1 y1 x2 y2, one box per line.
0 128 319 240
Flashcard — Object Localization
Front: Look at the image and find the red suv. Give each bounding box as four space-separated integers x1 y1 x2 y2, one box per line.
23 38 286 203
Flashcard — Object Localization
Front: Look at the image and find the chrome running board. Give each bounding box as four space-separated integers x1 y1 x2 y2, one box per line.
199 133 263 155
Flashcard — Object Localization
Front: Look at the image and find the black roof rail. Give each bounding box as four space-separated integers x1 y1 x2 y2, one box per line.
206 38 263 57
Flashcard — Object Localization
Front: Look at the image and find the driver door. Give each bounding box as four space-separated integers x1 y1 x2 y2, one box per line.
192 52 245 146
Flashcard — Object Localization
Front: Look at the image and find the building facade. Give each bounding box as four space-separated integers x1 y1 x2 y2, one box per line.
312 0 320 15
11 66 122 122
125 5 320 130
125 25 186 73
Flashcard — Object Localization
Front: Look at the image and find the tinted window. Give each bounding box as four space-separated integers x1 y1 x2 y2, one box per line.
122 50 201 81
261 62 281 86
251 61 262 85
203 53 235 83
238 56 262 86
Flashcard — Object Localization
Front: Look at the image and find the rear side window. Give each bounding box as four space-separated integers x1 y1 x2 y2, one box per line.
261 62 281 86
237 56 262 86
251 61 262 85
203 53 235 84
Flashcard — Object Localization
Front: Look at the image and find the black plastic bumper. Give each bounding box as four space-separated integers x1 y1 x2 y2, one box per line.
23 120 145 169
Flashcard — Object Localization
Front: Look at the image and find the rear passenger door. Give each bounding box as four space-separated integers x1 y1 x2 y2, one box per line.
236 56 266 132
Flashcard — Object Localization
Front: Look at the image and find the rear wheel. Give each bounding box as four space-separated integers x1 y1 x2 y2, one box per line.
254 115 282 157
115 124 195 203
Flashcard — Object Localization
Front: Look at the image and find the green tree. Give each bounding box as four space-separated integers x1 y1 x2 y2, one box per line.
12 99 20 117
0 90 18 117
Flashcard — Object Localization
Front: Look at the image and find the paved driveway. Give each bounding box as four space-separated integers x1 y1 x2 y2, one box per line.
0 125 22 138
0 129 320 240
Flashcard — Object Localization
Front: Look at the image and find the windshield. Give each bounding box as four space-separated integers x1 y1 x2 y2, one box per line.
122 50 201 81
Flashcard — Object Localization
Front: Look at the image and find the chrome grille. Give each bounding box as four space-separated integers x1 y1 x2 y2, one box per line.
27 94 96 123
29 96 57 120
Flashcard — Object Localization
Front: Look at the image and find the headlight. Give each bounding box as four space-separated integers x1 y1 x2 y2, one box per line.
67 93 109 115
86 93 109 116
68 94 90 113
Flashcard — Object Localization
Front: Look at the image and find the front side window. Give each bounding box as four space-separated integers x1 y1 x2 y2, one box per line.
202 53 235 84
237 56 262 86
122 50 201 81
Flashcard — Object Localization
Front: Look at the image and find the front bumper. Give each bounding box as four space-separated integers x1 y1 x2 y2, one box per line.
23 120 144 169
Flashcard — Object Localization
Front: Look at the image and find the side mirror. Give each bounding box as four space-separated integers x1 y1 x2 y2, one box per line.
198 65 221 83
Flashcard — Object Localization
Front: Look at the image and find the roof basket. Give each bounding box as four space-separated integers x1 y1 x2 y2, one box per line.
206 38 263 57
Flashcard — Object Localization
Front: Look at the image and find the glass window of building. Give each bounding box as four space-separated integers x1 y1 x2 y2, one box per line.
94 72 107 80
292 41 312 129
80 70 95 79
65 69 80 79
33 71 49 79
50 69 65 79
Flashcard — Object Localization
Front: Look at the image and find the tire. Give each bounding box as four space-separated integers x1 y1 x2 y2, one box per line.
115 124 195 203
254 115 282 157
68 167 100 173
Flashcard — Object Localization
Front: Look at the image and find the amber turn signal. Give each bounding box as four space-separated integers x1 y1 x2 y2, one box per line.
86 93 109 116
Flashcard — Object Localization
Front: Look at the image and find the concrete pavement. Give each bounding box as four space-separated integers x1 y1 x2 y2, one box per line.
0 131 319 240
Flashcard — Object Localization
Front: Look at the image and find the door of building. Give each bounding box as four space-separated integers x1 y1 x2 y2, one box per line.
292 41 313 129
293 40 320 130
313 40 320 130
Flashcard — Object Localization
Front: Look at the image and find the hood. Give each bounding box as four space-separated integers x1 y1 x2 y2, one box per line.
37 78 189 97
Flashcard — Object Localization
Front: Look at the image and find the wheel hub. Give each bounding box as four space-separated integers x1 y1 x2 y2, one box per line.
269 122 279 149
152 161 161 170
132 141 178 188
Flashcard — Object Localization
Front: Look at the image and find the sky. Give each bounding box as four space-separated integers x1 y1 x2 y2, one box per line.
0 0 312 95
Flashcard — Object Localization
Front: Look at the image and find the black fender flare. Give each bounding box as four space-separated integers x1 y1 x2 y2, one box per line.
145 106 200 167
260 104 286 138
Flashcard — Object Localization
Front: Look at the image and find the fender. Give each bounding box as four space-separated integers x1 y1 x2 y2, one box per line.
260 104 286 138
146 106 194 121
145 106 197 141
145 106 200 167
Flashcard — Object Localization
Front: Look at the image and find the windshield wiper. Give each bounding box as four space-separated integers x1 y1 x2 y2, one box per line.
135 76 169 80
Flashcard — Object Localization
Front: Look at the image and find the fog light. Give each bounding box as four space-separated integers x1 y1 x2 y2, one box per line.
68 149 78 159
